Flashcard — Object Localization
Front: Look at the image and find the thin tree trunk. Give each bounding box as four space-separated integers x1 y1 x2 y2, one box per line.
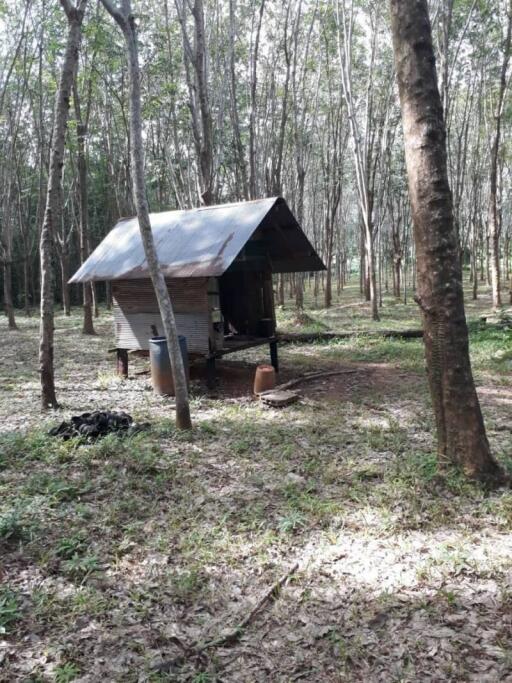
248 0 265 199
1 185 17 329
60 248 71 315
39 0 88 409
3 260 18 330
487 4 512 309
389 0 505 484
73 80 95 334
100 0 192 430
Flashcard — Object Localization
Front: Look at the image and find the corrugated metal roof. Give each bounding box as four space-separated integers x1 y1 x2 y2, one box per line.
69 197 325 283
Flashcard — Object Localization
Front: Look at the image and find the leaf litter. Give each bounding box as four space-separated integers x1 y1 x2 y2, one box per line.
0 311 511 681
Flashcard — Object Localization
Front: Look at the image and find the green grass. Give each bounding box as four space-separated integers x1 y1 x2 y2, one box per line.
1 277 512 680
0 588 21 634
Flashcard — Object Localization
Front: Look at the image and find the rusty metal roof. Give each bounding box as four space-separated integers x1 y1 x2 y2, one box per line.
69 197 325 283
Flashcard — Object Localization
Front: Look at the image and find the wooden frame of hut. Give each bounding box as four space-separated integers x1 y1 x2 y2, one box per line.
69 197 325 384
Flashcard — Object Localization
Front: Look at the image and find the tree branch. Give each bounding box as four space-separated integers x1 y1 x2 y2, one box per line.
98 0 126 25
58 0 75 16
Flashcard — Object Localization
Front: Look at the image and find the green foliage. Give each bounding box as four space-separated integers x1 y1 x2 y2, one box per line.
278 510 307 534
0 588 21 634
24 474 88 503
55 534 89 560
0 509 27 544
0 430 79 465
192 674 213 683
61 553 100 581
170 567 208 602
54 663 81 683
467 321 512 372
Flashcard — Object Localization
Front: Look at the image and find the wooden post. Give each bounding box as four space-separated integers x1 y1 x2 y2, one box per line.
206 356 216 389
117 348 128 378
269 340 279 373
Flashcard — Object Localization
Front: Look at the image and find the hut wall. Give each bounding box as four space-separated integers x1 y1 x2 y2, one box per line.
112 278 210 354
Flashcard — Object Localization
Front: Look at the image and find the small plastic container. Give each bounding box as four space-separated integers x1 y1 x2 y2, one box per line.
253 364 276 395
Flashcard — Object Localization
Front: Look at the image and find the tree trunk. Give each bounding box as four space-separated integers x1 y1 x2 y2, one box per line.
24 257 31 316
487 6 512 309
60 248 71 315
100 0 192 430
248 0 266 199
2 181 17 329
39 0 88 409
3 259 18 330
73 80 95 334
389 0 505 484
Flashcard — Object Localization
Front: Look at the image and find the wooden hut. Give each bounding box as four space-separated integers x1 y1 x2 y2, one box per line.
69 197 325 382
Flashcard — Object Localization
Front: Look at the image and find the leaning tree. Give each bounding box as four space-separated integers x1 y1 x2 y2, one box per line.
99 0 192 430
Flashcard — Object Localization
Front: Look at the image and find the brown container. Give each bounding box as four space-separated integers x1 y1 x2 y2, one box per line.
253 364 276 395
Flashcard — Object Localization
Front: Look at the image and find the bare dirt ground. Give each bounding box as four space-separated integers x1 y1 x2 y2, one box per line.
1 294 512 682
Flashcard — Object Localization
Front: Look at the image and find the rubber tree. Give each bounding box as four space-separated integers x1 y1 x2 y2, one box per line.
334 0 380 321
487 1 512 309
73 77 95 335
175 0 215 206
0 1 32 331
390 0 505 484
39 0 89 409
99 0 192 430
389 0 505 484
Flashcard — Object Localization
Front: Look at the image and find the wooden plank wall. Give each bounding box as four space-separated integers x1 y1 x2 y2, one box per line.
112 278 210 353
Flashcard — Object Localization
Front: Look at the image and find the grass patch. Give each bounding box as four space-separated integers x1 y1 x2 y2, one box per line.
0 587 21 634
0 509 28 545
1 281 511 680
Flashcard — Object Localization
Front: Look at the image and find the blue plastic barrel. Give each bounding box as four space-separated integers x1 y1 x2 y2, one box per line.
149 335 189 396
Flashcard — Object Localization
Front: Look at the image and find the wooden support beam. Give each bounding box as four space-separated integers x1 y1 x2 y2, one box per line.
116 348 129 378
269 340 279 373
206 356 216 390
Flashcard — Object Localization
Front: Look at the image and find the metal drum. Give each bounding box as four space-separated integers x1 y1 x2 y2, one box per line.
149 335 189 396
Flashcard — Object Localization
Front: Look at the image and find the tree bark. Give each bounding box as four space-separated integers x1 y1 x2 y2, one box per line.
389 0 505 484
487 3 512 309
335 0 380 321
3 260 18 330
100 0 192 430
1 188 18 329
39 0 88 409
248 0 266 199
228 0 249 200
60 247 71 315
73 79 95 334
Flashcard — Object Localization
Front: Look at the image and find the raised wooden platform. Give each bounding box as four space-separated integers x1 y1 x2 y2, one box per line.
113 335 279 388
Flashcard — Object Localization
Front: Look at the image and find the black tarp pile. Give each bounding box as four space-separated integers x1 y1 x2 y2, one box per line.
49 410 150 441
